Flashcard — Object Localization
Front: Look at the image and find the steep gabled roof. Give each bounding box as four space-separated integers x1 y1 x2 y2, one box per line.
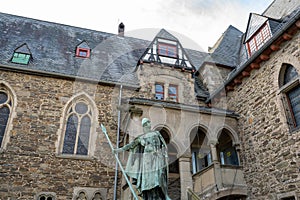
244 13 268 42
14 43 32 54
244 13 281 43
155 28 179 41
0 12 209 97
140 28 201 70
184 49 209 70
207 6 300 103
0 12 150 87
205 25 243 68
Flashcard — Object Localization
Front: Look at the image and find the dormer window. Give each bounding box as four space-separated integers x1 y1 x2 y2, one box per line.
76 48 90 58
11 43 31 65
12 53 31 65
158 43 177 58
246 22 271 57
75 41 91 58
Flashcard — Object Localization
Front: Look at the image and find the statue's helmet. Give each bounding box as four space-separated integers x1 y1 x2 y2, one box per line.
142 118 150 127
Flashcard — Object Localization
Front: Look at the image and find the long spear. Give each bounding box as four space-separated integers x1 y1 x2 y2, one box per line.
100 124 139 200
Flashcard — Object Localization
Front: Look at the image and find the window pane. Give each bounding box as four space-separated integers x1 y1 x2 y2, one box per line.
75 102 88 114
0 92 8 104
288 86 300 127
0 106 10 147
158 43 177 57
168 86 177 95
12 53 30 64
155 94 164 100
284 65 298 84
79 50 87 57
159 46 167 55
155 84 163 93
191 148 211 173
220 146 239 166
155 84 164 100
77 116 91 155
62 114 78 154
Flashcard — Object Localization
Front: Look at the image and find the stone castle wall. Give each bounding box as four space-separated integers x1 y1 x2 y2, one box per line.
0 70 141 199
226 31 300 199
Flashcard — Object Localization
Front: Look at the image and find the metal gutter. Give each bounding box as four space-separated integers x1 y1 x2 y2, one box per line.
113 85 123 200
206 9 300 103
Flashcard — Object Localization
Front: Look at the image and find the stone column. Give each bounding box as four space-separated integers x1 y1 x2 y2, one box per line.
208 139 222 192
179 153 193 200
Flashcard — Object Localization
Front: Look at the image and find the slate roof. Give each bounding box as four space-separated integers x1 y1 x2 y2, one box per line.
155 29 179 41
244 13 281 42
207 6 300 102
207 25 244 68
0 12 150 87
0 12 209 98
184 49 209 71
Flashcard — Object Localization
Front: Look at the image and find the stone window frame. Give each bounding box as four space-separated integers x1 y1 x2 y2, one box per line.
35 192 56 200
73 187 107 200
0 81 17 151
153 81 181 102
278 63 300 132
277 191 297 200
56 92 98 159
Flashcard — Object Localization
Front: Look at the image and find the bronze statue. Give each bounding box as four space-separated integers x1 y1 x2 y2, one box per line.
114 118 171 200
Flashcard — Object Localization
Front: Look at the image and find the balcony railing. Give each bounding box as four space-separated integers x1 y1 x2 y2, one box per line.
192 163 247 198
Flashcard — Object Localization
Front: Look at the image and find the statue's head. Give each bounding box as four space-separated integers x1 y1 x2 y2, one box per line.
142 118 150 127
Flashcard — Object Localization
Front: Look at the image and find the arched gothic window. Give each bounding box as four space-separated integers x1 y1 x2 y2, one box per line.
190 127 211 174
217 130 239 166
0 84 14 149
37 193 56 200
61 98 94 156
279 64 300 130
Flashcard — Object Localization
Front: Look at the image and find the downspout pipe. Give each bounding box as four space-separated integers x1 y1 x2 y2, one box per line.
114 84 123 200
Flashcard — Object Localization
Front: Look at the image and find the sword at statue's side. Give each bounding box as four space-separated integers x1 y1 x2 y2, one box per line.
100 124 139 200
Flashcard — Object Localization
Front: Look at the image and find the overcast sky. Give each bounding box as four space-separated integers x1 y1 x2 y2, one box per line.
1 0 273 52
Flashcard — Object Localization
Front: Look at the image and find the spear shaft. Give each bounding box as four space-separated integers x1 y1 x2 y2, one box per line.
100 124 139 200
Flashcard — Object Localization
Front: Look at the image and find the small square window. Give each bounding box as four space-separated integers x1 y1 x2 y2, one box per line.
11 52 30 65
76 48 90 58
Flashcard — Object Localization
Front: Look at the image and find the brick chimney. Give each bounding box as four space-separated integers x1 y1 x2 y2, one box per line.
118 22 125 36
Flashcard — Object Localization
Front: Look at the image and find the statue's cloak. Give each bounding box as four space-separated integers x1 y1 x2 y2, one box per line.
124 131 169 198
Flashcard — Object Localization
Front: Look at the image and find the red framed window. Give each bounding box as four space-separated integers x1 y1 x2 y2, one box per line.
168 84 178 102
155 83 164 100
246 23 271 57
158 43 177 58
76 47 90 58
